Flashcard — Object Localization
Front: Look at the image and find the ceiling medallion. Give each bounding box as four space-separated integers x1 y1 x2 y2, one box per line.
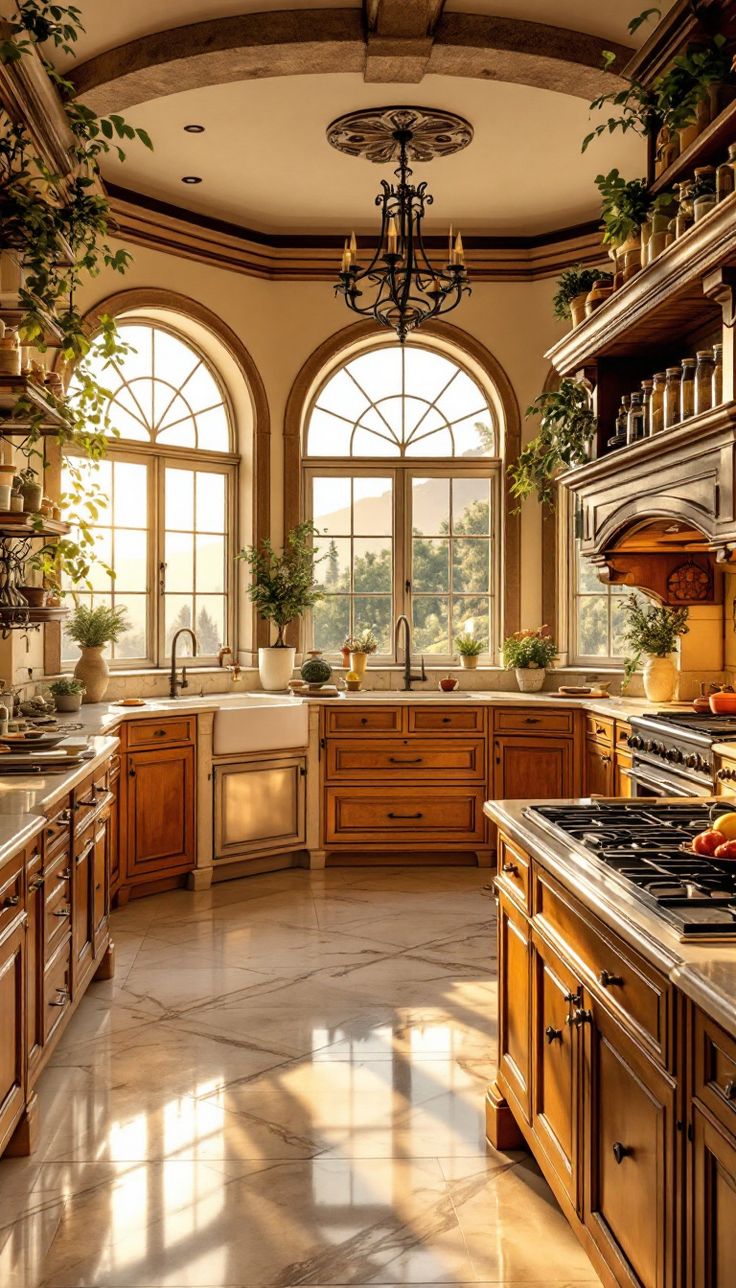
328 106 473 344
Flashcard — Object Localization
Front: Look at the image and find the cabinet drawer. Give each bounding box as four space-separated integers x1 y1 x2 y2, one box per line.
693 1008 736 1135
44 852 72 962
74 770 112 841
615 720 631 746
408 705 484 733
0 850 24 938
126 717 195 749
43 939 71 1044
325 786 486 844
494 708 574 735
496 832 530 912
43 800 73 861
585 714 614 746
324 706 402 735
325 737 486 782
535 869 669 1062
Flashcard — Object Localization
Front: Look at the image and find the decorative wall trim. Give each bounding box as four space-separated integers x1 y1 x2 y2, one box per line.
283 318 521 648
108 186 604 284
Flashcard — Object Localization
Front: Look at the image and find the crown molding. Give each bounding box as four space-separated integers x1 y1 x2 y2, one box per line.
107 184 605 282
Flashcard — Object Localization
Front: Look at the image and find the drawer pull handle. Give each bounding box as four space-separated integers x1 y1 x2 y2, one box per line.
2 894 20 909
53 906 71 918
724 1079 736 1101
523 717 540 724
564 991 581 1006
388 757 423 764
387 811 423 820
60 869 71 881
545 1026 562 1044
28 876 45 892
501 861 518 875
57 810 74 825
612 1141 631 1164
441 716 451 723
49 987 68 1008
566 1007 592 1027
129 764 136 778
154 729 167 738
598 970 623 988
595 724 605 735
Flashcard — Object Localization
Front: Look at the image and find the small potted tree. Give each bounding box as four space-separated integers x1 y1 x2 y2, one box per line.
455 632 483 670
620 594 689 702
66 603 130 703
344 627 378 681
553 266 610 329
596 170 649 283
239 521 323 691
49 676 86 712
502 628 558 693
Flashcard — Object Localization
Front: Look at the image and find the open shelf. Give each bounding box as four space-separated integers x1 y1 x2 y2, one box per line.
0 376 67 433
0 603 68 632
0 515 69 539
650 97 736 196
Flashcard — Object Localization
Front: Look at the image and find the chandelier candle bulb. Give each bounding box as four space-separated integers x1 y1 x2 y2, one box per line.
454 232 464 264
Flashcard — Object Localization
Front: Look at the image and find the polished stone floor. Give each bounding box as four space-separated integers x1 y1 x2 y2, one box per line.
0 866 599 1287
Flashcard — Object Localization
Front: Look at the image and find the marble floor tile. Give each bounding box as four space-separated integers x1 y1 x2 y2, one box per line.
0 867 598 1286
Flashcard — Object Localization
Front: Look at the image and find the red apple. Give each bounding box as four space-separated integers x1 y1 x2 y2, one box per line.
714 840 736 860
692 829 726 856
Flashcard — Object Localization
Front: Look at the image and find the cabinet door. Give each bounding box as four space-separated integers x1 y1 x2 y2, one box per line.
498 892 531 1122
126 745 195 879
584 995 675 1288
25 846 44 1076
586 738 614 798
215 758 305 859
692 1106 736 1288
615 749 633 798
0 919 25 1154
531 933 580 1208
493 736 573 801
73 832 94 987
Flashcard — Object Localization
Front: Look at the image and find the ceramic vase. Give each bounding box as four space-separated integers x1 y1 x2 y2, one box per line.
642 654 678 703
74 645 110 704
258 645 295 691
349 650 368 680
515 666 546 693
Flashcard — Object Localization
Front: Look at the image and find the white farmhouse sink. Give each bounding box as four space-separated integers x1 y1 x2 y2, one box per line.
213 697 308 755
343 690 474 700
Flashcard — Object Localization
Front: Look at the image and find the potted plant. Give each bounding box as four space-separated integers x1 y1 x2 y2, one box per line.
344 627 378 681
239 521 324 691
16 464 43 513
510 379 596 506
553 266 610 329
596 170 649 281
455 632 483 669
66 603 130 703
49 676 86 713
620 594 689 702
502 628 558 693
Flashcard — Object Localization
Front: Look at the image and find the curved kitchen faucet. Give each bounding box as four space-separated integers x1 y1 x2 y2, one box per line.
169 628 198 698
394 614 426 692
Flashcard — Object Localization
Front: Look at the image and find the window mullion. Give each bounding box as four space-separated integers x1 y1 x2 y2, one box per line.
154 456 165 668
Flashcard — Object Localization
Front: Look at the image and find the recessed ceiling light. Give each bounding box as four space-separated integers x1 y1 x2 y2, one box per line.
184 124 205 133
181 175 202 184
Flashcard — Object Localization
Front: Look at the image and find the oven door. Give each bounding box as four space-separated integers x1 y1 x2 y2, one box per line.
623 760 711 799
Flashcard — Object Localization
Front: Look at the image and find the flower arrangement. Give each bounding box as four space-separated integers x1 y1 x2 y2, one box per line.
344 627 378 654
502 628 558 670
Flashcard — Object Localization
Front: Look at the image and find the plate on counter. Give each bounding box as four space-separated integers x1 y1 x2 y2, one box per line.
0 732 68 751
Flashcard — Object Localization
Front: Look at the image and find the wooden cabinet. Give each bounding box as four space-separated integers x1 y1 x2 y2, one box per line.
108 754 121 895
0 916 25 1156
691 1106 736 1288
25 845 44 1077
126 743 196 880
586 738 615 797
531 931 580 1208
497 891 531 1123
72 828 94 988
493 734 574 801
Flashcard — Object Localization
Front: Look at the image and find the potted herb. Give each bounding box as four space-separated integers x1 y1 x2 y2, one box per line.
620 594 689 702
16 464 42 513
66 603 130 703
596 170 649 281
49 676 86 713
239 521 324 691
455 632 483 670
510 379 596 507
344 627 378 681
502 629 558 693
553 266 610 329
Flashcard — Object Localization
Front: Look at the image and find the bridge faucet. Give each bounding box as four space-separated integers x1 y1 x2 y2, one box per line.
169 628 198 699
395 614 426 692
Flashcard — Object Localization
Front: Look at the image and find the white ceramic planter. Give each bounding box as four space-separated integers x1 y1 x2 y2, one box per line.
642 653 678 703
515 666 546 693
54 691 83 712
258 645 296 691
74 646 110 703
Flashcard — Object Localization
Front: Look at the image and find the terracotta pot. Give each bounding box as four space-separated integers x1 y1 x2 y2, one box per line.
349 650 369 680
642 654 678 703
515 666 546 693
585 281 613 316
74 645 110 704
569 292 588 328
460 654 479 670
340 647 351 669
258 645 295 692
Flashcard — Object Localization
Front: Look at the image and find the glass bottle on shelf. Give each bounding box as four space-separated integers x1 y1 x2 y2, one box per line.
627 392 646 444
694 350 715 415
713 342 723 406
608 394 630 450
674 181 694 238
663 366 682 429
650 371 667 433
640 377 654 430
717 152 736 202
680 357 696 420
692 166 717 222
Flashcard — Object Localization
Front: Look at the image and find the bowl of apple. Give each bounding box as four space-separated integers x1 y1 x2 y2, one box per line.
688 811 736 860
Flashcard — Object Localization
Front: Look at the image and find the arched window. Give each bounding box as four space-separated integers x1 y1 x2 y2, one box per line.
303 342 500 660
63 320 237 668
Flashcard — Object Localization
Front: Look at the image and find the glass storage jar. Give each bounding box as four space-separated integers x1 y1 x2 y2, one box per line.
640 378 654 430
713 342 723 406
663 367 682 429
674 181 694 238
608 395 630 450
694 350 715 415
717 153 735 202
692 166 717 222
680 357 696 420
650 371 667 434
627 392 647 444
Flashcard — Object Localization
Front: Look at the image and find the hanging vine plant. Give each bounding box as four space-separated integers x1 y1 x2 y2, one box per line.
509 379 597 508
0 1 153 587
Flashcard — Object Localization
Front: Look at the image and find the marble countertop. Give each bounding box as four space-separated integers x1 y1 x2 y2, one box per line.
485 797 736 1039
0 813 45 864
0 734 119 825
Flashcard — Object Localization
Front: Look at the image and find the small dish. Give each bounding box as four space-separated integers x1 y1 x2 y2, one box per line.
113 698 146 707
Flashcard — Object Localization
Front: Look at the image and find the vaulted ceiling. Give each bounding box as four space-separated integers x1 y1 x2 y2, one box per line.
47 1 670 239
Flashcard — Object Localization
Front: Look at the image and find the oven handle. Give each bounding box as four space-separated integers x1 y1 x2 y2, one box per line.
620 766 704 798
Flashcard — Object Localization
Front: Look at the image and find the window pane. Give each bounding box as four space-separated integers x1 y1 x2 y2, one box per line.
348 348 402 398
353 538 391 593
113 595 148 659
451 416 495 458
353 478 392 535
352 425 400 457
578 558 604 593
405 427 453 457
453 478 490 533
413 538 449 593
179 362 221 416
452 539 490 593
413 596 449 654
436 369 488 423
165 596 195 651
307 408 352 456
158 417 196 448
166 468 194 529
578 597 610 656
195 597 225 653
153 328 199 387
353 596 392 653
196 534 225 594
412 477 449 536
313 596 350 652
403 348 457 402
196 472 226 532
453 596 490 650
165 532 194 593
313 478 350 532
316 367 370 423
87 530 112 593
195 406 230 452
114 529 147 591
113 462 147 527
315 536 350 588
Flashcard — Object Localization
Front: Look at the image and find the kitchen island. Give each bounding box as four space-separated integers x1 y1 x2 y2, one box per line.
484 795 736 1288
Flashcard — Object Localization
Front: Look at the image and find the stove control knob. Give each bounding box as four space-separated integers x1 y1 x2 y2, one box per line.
685 754 699 770
645 738 658 754
628 735 642 750
668 748 684 764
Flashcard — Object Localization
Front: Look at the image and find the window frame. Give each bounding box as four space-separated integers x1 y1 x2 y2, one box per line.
566 494 632 669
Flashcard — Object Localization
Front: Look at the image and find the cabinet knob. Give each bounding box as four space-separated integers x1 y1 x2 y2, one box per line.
724 1079 736 1101
567 1007 592 1028
563 991 581 1006
612 1141 632 1164
544 1025 562 1044
501 861 519 876
2 894 20 909
154 729 166 738
129 764 136 778
49 987 68 1008
598 970 623 988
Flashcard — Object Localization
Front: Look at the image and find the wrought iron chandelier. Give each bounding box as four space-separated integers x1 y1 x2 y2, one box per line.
327 107 473 344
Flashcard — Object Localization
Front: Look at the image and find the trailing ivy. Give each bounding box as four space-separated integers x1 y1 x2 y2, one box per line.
509 380 596 508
